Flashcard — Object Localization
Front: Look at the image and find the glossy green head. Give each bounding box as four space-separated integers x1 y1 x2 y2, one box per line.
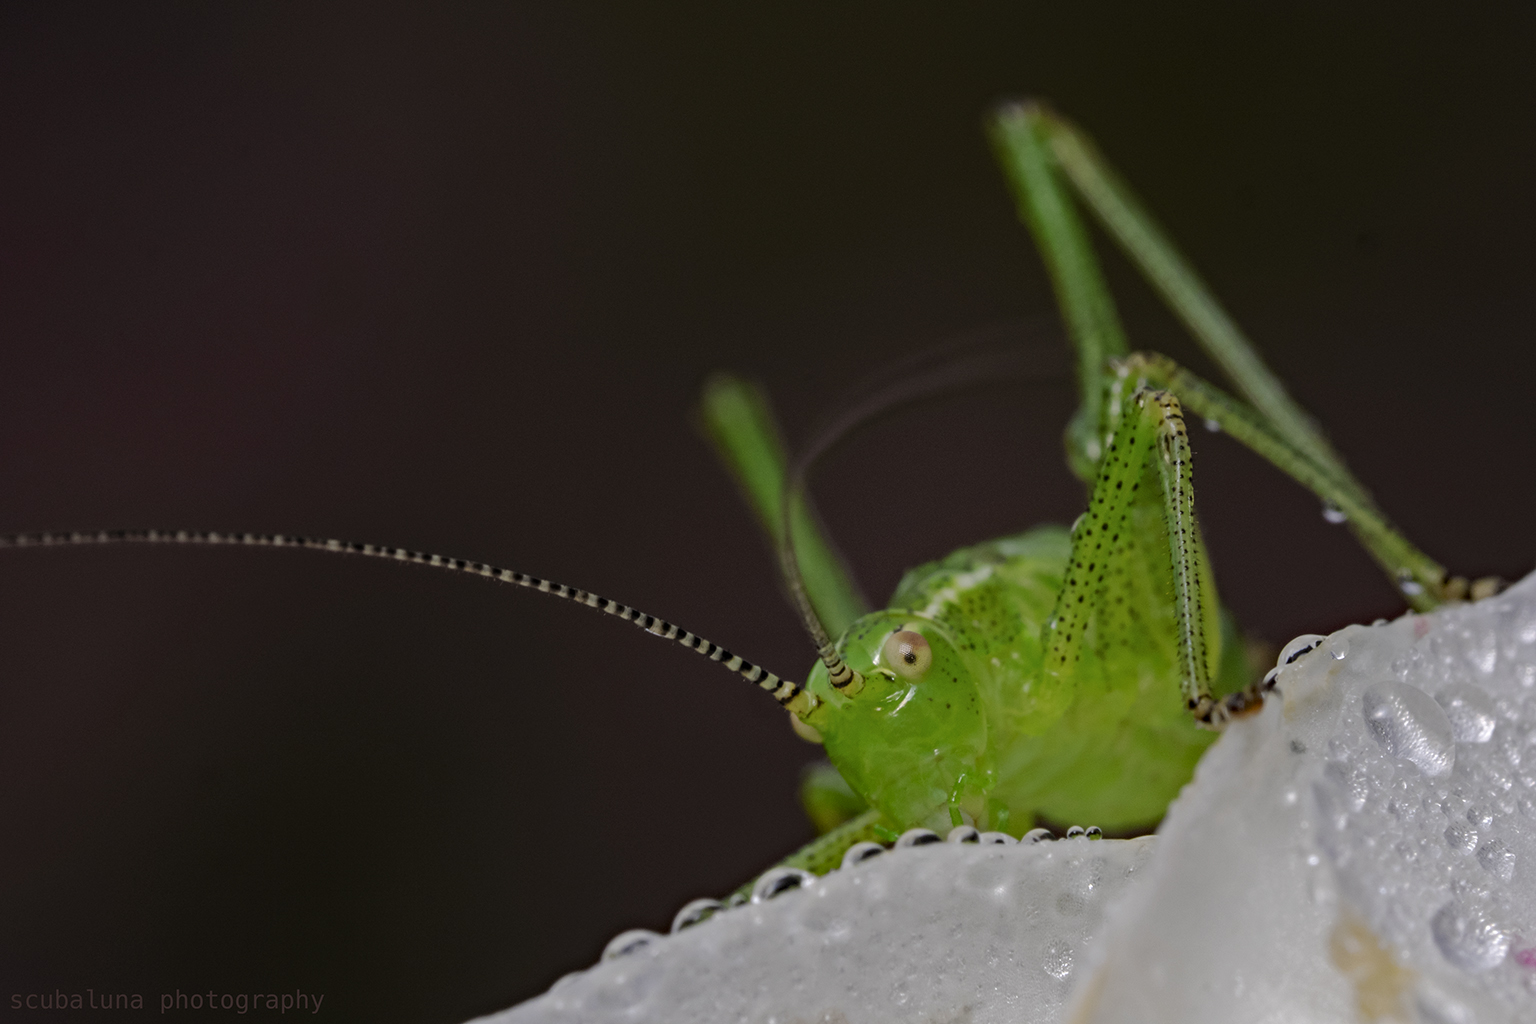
800 610 988 833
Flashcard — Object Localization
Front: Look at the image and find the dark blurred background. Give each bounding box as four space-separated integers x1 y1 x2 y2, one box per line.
0 3 1532 1021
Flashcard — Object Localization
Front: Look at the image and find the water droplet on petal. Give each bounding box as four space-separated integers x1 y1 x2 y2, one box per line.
1279 634 1328 669
1476 838 1516 881
1328 635 1350 660
1042 939 1074 979
670 898 724 934
1362 681 1456 777
894 828 942 848
977 831 1017 845
945 825 980 843
1436 683 1498 744
1085 826 1103 839
1065 826 1086 838
1430 901 1510 971
1445 824 1478 853
751 867 817 903
1023 828 1055 844
603 929 662 960
840 841 885 869
1321 503 1347 524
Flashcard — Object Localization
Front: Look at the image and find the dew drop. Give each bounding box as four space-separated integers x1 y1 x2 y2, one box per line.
1321 502 1347 524
895 828 942 848
1279 634 1328 668
1362 681 1456 777
1202 418 1221 433
670 898 724 934
840 841 885 869
1328 635 1350 661
1445 824 1478 853
1023 828 1055 844
1065 826 1086 839
1430 901 1510 972
1042 940 1074 979
1476 838 1516 881
751 867 816 903
945 825 980 844
603 929 662 960
1435 683 1498 744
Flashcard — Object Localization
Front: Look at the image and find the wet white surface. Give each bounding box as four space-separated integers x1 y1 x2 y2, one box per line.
483 834 1154 1024
482 570 1536 1024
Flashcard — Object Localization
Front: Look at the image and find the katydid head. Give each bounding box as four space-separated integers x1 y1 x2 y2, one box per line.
798 610 988 832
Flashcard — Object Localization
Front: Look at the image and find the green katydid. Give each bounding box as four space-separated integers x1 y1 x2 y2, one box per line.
691 100 1489 875
0 102 1488 893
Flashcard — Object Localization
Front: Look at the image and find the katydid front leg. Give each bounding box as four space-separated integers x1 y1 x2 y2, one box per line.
1047 376 1256 727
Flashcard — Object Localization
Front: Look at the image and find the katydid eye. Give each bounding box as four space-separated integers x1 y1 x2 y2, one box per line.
881 630 931 679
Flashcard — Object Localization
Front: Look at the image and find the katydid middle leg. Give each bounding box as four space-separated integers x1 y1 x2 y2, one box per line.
1120 352 1451 609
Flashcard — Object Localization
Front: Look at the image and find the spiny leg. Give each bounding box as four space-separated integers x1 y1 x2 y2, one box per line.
1121 351 1450 610
1046 378 1252 726
1011 103 1359 500
991 103 1453 609
698 373 869 637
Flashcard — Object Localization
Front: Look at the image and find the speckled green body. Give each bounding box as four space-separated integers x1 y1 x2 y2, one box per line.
801 523 1248 835
708 104 1448 850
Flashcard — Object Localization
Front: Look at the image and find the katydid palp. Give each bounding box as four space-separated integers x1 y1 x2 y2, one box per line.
0 102 1488 896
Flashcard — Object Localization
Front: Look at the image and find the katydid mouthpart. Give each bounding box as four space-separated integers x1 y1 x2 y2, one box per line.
0 101 1493 888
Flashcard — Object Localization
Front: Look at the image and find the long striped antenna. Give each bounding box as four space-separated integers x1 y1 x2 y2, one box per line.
0 528 817 716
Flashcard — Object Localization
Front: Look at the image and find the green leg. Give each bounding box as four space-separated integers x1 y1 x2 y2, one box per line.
1020 104 1363 506
1047 374 1239 722
991 103 1447 609
799 760 870 835
726 808 892 901
697 373 870 637
1124 352 1448 610
989 103 1128 482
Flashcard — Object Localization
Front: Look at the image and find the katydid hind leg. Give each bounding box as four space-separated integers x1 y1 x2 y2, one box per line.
990 102 1127 483
1027 105 1357 497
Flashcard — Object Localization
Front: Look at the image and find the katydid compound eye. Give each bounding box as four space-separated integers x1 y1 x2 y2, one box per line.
881 630 931 679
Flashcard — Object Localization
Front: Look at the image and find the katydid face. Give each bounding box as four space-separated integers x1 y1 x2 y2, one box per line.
803 611 988 833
